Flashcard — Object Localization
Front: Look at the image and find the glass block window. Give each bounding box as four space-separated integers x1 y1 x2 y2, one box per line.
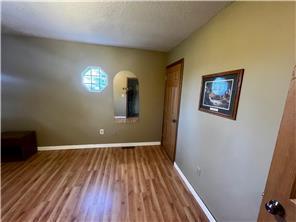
82 66 108 92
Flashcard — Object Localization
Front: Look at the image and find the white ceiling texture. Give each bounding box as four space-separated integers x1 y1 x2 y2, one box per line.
1 1 229 52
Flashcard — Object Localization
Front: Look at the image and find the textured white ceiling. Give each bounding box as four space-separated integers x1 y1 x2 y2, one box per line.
1 1 229 52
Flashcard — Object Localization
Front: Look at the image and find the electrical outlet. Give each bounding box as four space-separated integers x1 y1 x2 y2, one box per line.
99 129 104 135
196 166 201 176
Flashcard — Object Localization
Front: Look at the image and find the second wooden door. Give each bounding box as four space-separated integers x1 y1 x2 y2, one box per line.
258 66 296 222
162 59 183 162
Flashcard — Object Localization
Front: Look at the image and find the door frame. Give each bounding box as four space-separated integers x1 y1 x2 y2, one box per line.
161 58 184 162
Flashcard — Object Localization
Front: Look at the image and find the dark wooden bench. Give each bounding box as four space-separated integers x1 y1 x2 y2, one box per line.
1 131 37 162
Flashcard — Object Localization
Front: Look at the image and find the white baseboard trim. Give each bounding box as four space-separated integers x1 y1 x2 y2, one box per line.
174 162 216 222
38 141 161 151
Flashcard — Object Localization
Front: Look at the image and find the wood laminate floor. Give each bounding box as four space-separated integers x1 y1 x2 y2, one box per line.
1 146 208 222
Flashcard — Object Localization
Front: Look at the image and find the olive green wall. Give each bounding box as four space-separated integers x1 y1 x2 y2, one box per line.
168 2 295 221
1 35 167 146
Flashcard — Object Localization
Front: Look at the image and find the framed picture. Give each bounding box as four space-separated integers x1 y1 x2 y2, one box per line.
198 69 244 120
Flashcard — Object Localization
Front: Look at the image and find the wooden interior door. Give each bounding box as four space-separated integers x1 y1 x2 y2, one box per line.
162 59 183 162
258 66 296 222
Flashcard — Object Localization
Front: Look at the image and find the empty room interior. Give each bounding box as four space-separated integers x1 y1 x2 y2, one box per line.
1 1 295 222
